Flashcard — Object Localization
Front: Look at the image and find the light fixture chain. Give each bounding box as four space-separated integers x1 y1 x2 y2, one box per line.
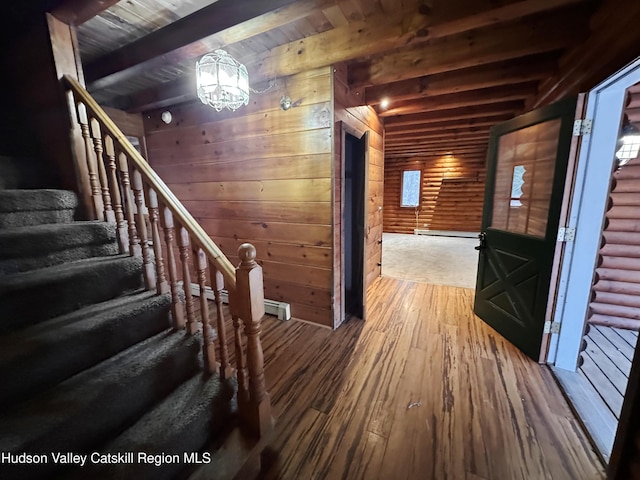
249 79 279 95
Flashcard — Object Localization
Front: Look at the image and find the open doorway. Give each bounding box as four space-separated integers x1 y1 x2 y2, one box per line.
548 60 640 463
381 155 484 288
344 132 366 320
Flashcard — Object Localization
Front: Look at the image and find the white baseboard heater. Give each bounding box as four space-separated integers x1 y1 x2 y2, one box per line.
185 282 291 321
413 229 479 238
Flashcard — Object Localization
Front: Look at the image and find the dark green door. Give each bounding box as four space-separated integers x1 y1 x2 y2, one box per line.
474 96 579 360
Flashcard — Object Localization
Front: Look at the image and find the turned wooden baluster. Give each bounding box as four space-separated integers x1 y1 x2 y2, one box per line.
194 248 218 374
131 169 156 291
117 152 141 256
75 102 104 220
104 136 128 253
210 262 232 379
89 118 115 223
229 301 250 408
160 206 185 329
145 187 169 294
178 227 197 334
235 243 272 437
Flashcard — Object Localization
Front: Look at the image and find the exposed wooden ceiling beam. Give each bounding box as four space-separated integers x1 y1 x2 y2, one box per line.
385 147 488 158
52 0 121 25
385 135 489 150
422 0 585 40
386 150 486 159
100 0 590 107
386 135 490 144
386 127 493 142
251 9 425 80
386 144 488 152
251 0 586 81
91 0 398 97
386 144 488 155
385 116 513 136
349 8 589 87
386 141 490 153
386 142 487 150
125 80 526 116
365 55 557 105
378 83 537 117
110 76 195 112
383 102 524 127
106 0 587 111
534 0 640 107
385 149 487 157
85 0 304 90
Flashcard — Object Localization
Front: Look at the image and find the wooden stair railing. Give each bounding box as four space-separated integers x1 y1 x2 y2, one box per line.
62 74 272 437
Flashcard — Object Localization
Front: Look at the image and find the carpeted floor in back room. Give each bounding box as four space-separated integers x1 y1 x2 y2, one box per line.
381 233 479 289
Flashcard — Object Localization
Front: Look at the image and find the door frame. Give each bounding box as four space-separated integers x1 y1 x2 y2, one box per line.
551 57 640 370
337 121 370 325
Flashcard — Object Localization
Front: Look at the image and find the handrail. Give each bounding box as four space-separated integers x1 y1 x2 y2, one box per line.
63 74 272 437
62 75 236 289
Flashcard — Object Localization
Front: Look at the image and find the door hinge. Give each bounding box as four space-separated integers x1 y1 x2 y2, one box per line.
557 227 576 242
573 119 592 136
544 321 562 334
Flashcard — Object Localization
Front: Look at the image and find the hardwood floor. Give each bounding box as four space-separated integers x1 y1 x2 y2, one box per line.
249 277 604 480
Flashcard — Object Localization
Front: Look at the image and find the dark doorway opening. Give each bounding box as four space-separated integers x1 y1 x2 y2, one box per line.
344 132 366 320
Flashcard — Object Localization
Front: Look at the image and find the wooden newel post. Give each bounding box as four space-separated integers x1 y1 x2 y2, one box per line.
235 243 272 437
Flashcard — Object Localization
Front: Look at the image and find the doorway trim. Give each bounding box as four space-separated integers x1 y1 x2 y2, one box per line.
334 121 370 327
551 57 640 370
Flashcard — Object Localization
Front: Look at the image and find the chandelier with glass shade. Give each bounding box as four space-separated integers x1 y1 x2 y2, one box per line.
196 50 249 112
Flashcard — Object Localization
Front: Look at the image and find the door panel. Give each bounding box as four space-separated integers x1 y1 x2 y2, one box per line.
474 96 579 360
490 119 562 237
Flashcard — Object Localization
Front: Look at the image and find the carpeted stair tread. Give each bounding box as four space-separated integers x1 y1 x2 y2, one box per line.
0 189 77 212
0 189 77 228
0 290 172 408
0 176 236 480
0 329 202 480
0 254 138 291
0 221 118 273
0 221 115 255
0 255 144 332
73 373 237 480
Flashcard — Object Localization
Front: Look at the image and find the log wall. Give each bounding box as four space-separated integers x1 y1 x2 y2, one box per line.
143 67 335 327
334 64 384 326
383 154 486 234
588 84 640 332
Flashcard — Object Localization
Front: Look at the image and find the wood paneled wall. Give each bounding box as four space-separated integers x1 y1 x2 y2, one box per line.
383 155 486 234
334 64 384 327
144 67 335 327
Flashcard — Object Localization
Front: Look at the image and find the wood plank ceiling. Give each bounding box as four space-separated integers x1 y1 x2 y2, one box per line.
71 0 601 160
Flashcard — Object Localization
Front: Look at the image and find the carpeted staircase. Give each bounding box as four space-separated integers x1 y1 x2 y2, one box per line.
0 155 236 480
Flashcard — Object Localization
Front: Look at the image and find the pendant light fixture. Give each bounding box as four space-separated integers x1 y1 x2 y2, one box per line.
196 50 249 112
